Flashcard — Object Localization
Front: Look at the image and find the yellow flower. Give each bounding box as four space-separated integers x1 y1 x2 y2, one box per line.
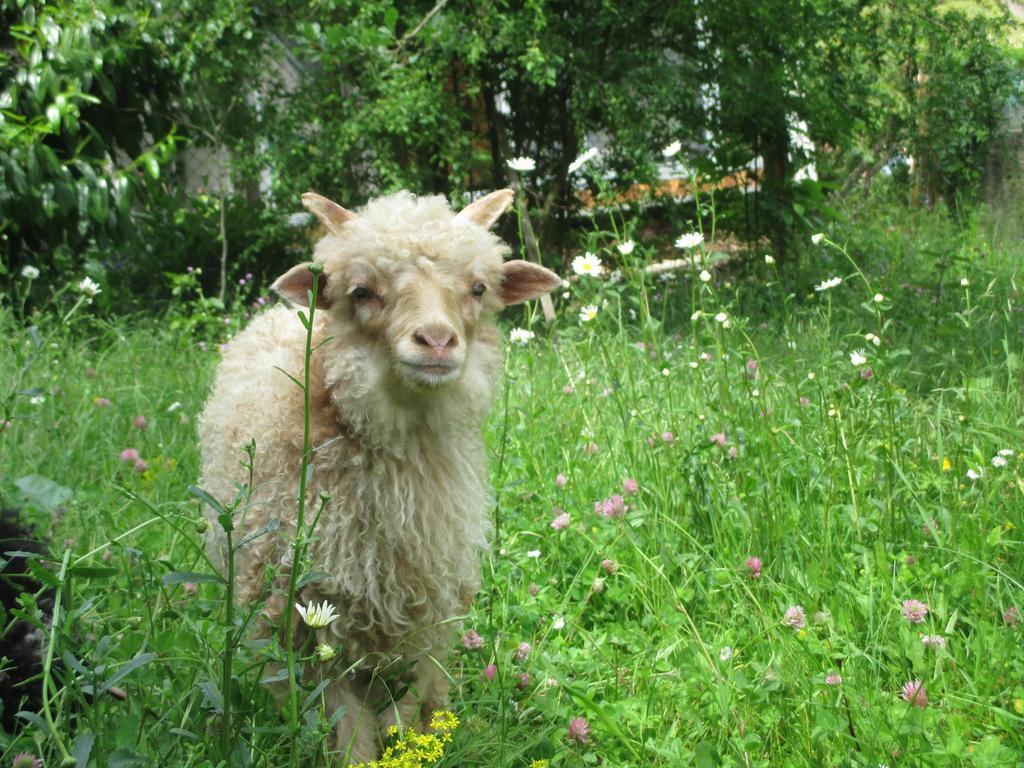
352 716 457 768
798 629 808 639
530 761 550 768
942 457 952 472
1014 698 1023 715
429 710 459 733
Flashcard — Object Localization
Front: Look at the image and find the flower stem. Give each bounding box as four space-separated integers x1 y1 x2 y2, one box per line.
284 264 322 752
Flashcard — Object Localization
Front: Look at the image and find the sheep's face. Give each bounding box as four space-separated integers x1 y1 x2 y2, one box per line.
333 251 501 389
273 190 559 391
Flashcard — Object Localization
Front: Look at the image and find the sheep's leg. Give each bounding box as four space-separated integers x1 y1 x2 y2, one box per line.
325 678 379 765
377 655 451 735
261 661 374 764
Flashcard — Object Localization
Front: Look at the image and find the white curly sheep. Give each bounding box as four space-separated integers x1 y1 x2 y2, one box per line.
198 189 558 762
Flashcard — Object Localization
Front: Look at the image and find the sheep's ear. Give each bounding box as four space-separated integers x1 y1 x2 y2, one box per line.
272 264 331 309
301 192 356 235
455 189 514 229
500 260 560 306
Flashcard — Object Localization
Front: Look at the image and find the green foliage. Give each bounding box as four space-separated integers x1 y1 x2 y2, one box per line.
2 0 1019 301
0 0 180 284
847 2 1017 205
1 197 1023 766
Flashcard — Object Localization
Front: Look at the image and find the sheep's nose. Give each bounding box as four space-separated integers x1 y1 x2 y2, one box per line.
413 325 458 352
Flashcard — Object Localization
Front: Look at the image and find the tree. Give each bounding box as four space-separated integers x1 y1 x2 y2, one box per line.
0 1 179 289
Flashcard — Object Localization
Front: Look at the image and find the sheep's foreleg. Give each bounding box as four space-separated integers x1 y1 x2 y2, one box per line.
376 653 451 736
325 678 379 765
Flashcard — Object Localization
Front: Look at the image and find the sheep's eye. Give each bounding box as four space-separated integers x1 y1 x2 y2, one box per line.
350 286 375 301
471 282 487 297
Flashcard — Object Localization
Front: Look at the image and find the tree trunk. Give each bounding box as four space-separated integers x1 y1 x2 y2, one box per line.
218 188 228 304
760 115 790 264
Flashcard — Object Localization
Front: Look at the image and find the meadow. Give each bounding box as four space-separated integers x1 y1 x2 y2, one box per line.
2 198 1023 768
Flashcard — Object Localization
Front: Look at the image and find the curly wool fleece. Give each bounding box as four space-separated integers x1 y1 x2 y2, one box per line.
198 189 558 762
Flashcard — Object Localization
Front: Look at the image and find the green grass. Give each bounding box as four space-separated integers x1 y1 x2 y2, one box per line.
2 204 1023 767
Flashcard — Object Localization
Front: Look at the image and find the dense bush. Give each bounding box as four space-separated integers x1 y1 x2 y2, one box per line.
1 0 1018 307
0 1 179 287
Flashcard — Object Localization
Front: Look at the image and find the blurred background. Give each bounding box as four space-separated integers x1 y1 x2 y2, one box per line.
1 0 1021 308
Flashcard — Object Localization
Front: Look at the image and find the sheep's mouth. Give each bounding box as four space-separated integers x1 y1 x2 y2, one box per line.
399 359 461 386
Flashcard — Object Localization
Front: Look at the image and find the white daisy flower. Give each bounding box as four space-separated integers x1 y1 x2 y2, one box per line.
295 600 340 628
967 468 983 481
21 265 40 279
508 327 535 346
579 304 599 323
78 276 101 297
571 252 604 277
764 255 775 265
662 140 682 158
699 270 711 282
526 549 541 559
850 350 867 366
714 312 728 324
617 240 635 256
567 146 599 174
552 614 566 630
991 456 1008 468
814 276 842 292
997 449 1014 457
675 232 704 249
506 156 536 172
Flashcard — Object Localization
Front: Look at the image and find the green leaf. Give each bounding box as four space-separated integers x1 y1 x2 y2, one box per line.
68 565 118 579
27 558 61 589
72 731 96 768
297 570 332 588
695 741 719 768
260 668 290 685
236 518 280 550
15 473 73 513
302 678 332 713
108 747 152 767
198 680 223 713
95 69 116 104
242 725 289 734
101 652 157 694
15 709 50 734
162 571 224 586
188 484 225 515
